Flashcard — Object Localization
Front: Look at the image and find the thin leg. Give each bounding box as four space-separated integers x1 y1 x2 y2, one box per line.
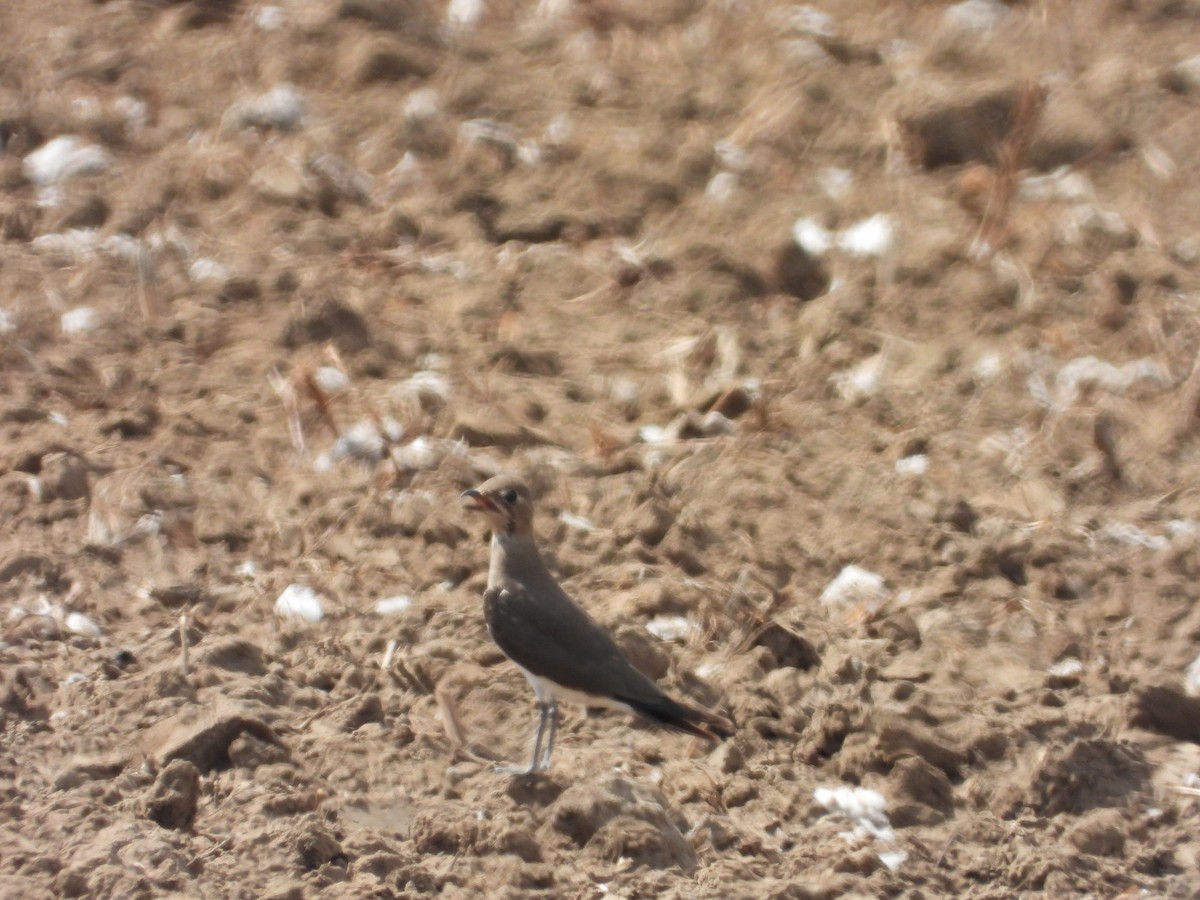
539 700 558 771
493 702 550 776
528 702 550 773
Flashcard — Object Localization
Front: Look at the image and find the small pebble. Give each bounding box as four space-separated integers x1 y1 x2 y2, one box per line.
792 217 833 256
820 565 889 609
313 366 350 395
1185 654 1200 697
254 5 286 30
645 615 691 642
234 84 306 131
943 0 1008 32
64 611 102 637
374 595 413 615
895 455 928 476
23 136 111 187
61 307 100 336
838 214 894 257
275 584 325 622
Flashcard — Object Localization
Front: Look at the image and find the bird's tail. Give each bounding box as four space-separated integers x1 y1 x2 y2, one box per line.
621 692 734 741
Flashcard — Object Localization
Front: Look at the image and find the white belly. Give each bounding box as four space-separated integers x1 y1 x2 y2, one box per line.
514 664 634 713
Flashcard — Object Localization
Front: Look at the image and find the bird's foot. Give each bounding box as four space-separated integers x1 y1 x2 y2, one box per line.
492 762 548 777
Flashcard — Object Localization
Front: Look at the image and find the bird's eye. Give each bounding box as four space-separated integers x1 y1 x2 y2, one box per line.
502 489 518 505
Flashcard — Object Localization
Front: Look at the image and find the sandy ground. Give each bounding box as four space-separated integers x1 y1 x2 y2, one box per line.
3 0 1200 896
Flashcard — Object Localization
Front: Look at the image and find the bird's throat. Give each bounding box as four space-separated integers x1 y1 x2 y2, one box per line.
489 530 543 588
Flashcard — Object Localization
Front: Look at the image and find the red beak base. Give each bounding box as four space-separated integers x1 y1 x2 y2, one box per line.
461 489 498 514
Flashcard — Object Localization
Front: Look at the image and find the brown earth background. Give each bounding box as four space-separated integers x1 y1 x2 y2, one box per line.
3 0 1200 897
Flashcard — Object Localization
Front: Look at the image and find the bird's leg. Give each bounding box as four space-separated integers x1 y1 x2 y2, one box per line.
493 701 550 776
528 701 550 773
539 700 558 771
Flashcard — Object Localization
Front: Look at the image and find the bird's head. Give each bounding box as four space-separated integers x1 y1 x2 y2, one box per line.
461 475 535 538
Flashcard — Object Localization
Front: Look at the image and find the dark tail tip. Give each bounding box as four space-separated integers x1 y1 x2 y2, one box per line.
624 694 735 741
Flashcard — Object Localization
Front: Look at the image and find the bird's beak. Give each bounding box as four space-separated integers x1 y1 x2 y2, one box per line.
461 488 498 514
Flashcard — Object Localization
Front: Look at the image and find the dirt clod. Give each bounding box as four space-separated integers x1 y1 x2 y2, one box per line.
143 759 201 830
148 700 283 772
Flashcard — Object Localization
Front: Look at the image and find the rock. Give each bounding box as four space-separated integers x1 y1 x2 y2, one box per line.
1067 808 1126 857
195 637 267 676
217 275 261 303
295 815 344 869
36 452 89 502
232 84 306 131
149 583 209 608
1131 684 1200 743
614 626 671 681
333 693 385 732
338 0 433 31
23 136 110 186
491 212 570 244
0 553 56 583
0 664 51 719
887 756 954 826
147 699 284 772
59 194 110 230
943 0 1007 31
550 776 687 855
759 666 810 708
450 411 543 449
488 345 563 376
704 383 757 419
101 401 160 438
897 85 1017 169
143 759 201 830
351 852 407 881
872 715 966 777
410 807 485 855
274 584 326 623
869 614 922 651
281 297 373 354
1016 739 1149 818
773 240 829 301
343 38 437 85
1162 54 1200 94
228 731 290 769
752 622 821 670
52 752 130 791
619 500 675 547
156 0 237 31
710 739 744 775
934 496 978 533
1028 88 1126 170
251 159 313 206
587 814 694 870
832 846 885 876
2 202 36 241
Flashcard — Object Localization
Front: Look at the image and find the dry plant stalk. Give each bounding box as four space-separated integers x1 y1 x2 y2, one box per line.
268 369 305 455
434 686 468 749
1175 345 1200 440
135 243 162 324
974 82 1046 258
1092 413 1122 482
179 613 190 676
380 638 398 671
297 366 341 440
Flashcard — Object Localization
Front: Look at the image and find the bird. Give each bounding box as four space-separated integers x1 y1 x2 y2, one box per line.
461 474 733 774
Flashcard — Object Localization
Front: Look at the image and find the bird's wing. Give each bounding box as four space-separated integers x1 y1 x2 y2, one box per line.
483 582 665 705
